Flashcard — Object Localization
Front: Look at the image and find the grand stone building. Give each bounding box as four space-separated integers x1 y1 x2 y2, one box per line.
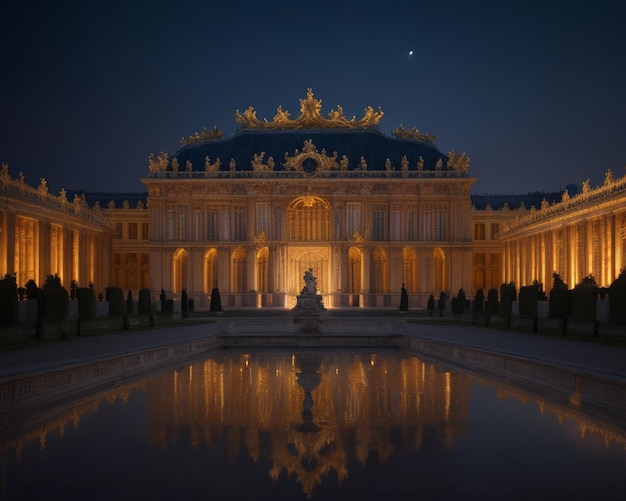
0 164 112 289
142 90 475 309
2 90 624 309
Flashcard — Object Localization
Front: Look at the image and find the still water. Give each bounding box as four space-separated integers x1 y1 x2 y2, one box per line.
2 349 626 500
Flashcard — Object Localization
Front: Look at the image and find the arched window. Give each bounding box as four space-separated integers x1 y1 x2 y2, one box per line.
433 247 446 293
348 247 361 293
288 197 330 241
232 247 246 293
257 247 269 292
371 248 389 293
473 252 486 291
173 248 187 293
204 248 218 293
402 247 417 292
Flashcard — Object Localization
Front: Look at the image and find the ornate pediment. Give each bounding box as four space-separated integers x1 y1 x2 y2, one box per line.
282 140 339 173
391 124 437 143
235 88 383 130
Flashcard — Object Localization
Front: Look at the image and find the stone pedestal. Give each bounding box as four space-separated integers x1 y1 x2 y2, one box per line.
292 294 327 333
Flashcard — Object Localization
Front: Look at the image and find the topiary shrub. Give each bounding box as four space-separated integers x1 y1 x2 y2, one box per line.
608 269 626 324
499 282 516 316
549 273 570 319
486 288 499 314
519 284 539 319
106 286 126 316
42 274 69 321
572 274 598 323
138 288 152 315
77 287 97 320
0 274 18 327
473 288 485 313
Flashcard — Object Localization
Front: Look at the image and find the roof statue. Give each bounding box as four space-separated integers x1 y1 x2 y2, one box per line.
391 124 437 143
235 88 384 130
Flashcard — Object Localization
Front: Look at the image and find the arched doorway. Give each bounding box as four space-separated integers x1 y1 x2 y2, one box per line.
232 247 246 293
204 248 218 293
433 247 446 293
173 248 187 293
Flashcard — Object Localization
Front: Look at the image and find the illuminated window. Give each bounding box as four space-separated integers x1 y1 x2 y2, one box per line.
232 247 246 293
402 247 417 292
392 205 402 241
435 205 447 240
348 247 361 293
256 202 270 239
141 223 149 240
204 248 218 292
473 252 486 289
372 204 387 241
422 204 432 241
166 207 175 241
371 248 389 293
405 204 418 241
128 223 138 239
346 202 361 240
50 224 63 278
490 223 499 239
233 205 246 241
220 207 230 241
193 210 202 241
288 197 330 241
474 223 486 240
173 248 187 293
257 247 269 293
178 208 187 241
207 206 218 241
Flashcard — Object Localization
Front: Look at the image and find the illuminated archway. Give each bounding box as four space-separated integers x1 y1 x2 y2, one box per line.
402 247 417 292
257 247 269 292
371 248 389 293
232 247 246 293
348 247 361 293
204 248 218 293
173 248 187 293
433 247 446 293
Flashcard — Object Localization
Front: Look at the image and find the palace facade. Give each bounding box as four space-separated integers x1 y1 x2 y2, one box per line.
1 90 624 309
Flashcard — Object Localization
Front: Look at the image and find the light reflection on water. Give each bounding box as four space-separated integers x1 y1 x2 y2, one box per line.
2 349 626 500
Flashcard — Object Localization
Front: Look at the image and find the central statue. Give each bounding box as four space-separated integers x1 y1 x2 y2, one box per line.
292 267 327 332
302 268 317 295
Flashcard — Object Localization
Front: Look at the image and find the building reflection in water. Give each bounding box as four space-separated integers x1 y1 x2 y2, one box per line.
3 350 626 498
147 350 470 497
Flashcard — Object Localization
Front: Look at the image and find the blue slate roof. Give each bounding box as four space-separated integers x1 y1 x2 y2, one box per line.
172 129 448 172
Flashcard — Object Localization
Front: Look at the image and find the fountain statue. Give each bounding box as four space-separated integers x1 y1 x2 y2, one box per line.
292 268 327 332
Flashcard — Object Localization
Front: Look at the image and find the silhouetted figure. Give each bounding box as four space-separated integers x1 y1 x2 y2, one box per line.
427 294 436 316
160 289 166 312
474 288 485 313
438 292 446 317
399 283 408 312
181 289 188 318
210 287 223 313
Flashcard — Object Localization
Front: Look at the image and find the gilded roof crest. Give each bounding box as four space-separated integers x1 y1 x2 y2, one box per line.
391 124 437 143
235 88 383 130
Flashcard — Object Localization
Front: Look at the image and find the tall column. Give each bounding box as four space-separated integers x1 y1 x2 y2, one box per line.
246 246 256 293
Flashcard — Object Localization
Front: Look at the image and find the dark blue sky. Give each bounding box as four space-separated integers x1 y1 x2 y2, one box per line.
1 0 624 195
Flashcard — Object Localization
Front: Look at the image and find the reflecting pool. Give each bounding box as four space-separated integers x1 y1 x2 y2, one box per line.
2 348 626 500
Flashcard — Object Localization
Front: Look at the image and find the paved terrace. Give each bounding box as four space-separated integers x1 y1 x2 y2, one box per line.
1 309 625 384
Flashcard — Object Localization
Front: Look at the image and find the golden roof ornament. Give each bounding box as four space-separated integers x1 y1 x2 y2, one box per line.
235 88 384 130
180 126 224 145
391 124 437 143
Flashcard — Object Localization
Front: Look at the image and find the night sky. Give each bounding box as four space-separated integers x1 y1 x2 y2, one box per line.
1 0 624 196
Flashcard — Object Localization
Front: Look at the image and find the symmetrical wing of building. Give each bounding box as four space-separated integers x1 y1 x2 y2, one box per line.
1 90 624 308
